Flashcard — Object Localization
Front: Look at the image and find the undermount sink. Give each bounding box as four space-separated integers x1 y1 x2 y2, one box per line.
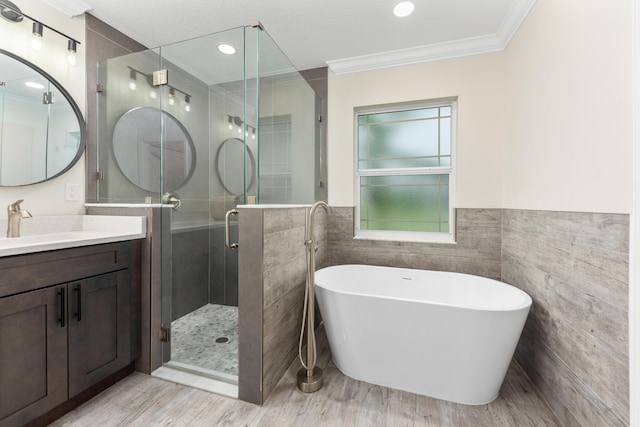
0 215 147 257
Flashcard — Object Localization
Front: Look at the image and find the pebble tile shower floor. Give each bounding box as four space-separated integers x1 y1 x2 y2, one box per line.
169 303 238 377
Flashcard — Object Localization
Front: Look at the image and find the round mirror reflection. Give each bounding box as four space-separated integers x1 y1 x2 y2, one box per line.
0 49 85 186
216 137 255 195
112 107 196 193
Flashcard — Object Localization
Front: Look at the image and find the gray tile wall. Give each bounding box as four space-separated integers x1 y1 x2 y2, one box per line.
299 67 328 202
261 208 308 400
502 209 629 427
238 206 328 404
238 208 264 404
327 207 502 279
85 15 146 202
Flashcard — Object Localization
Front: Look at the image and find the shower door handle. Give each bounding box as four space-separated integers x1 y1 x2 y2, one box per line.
225 209 239 250
162 192 181 210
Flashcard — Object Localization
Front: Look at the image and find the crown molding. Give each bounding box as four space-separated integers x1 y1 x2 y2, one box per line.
327 0 536 75
327 34 504 75
496 0 537 46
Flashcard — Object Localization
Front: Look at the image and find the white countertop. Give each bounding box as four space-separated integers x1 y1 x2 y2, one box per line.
0 215 147 257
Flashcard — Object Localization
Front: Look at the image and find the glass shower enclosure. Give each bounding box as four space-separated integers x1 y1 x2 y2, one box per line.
95 24 320 388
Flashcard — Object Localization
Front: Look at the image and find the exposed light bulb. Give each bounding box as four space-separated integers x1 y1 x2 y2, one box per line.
31 36 42 51
67 52 77 66
129 69 137 90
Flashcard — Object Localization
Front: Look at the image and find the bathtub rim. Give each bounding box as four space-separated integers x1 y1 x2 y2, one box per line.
315 264 532 312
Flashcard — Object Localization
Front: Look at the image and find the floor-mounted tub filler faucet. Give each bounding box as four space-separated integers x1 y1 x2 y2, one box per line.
7 199 32 238
297 201 330 393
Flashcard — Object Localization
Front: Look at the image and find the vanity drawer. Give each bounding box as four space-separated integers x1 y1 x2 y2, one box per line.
0 241 132 298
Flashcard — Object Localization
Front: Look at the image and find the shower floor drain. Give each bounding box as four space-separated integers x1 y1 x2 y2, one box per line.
215 337 229 343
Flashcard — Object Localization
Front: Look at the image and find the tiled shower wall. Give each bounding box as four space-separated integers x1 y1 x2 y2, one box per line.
502 210 629 427
327 206 629 426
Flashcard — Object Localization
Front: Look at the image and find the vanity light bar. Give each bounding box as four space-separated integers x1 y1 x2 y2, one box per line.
226 114 256 138
1 2 81 49
127 66 193 110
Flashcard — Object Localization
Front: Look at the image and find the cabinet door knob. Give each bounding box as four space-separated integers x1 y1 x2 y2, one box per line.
74 284 82 321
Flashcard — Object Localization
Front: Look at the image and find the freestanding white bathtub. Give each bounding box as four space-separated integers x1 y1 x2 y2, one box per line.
315 264 532 405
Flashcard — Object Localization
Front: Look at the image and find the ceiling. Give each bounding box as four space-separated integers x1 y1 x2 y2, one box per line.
41 0 536 73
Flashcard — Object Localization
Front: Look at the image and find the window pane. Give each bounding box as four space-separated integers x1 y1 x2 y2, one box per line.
360 174 449 232
440 117 451 156
440 106 452 117
358 105 452 170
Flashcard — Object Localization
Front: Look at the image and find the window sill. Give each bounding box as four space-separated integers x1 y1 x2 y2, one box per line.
354 231 456 245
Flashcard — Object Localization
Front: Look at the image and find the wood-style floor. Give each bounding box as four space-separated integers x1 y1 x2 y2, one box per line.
50 331 560 426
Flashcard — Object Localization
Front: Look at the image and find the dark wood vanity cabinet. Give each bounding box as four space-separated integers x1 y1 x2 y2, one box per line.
67 270 131 397
0 286 68 427
0 241 140 427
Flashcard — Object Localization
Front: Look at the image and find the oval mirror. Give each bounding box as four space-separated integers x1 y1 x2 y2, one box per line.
112 107 196 193
0 49 86 186
215 137 255 196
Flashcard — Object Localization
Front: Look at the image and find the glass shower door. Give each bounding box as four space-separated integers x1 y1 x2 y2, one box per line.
158 26 250 384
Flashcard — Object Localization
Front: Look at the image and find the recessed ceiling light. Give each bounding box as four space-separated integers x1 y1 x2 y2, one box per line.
393 1 415 18
217 43 236 55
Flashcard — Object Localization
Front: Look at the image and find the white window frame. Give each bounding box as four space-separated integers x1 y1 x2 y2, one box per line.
354 99 457 243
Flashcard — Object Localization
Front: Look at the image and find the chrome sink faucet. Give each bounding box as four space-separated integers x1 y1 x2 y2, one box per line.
7 199 32 238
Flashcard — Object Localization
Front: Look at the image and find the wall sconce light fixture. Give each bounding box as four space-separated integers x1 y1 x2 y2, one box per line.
1 0 81 62
226 115 255 139
67 39 77 65
127 66 192 111
31 22 43 50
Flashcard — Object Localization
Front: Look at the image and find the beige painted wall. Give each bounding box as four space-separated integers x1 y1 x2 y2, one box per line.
503 0 632 213
327 52 506 208
0 0 86 216
327 0 632 214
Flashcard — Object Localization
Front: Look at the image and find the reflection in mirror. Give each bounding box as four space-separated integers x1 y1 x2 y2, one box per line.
216 137 255 196
0 49 85 186
112 107 196 193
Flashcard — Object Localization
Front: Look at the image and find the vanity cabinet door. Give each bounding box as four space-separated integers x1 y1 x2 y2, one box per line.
0 286 67 427
67 270 131 398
